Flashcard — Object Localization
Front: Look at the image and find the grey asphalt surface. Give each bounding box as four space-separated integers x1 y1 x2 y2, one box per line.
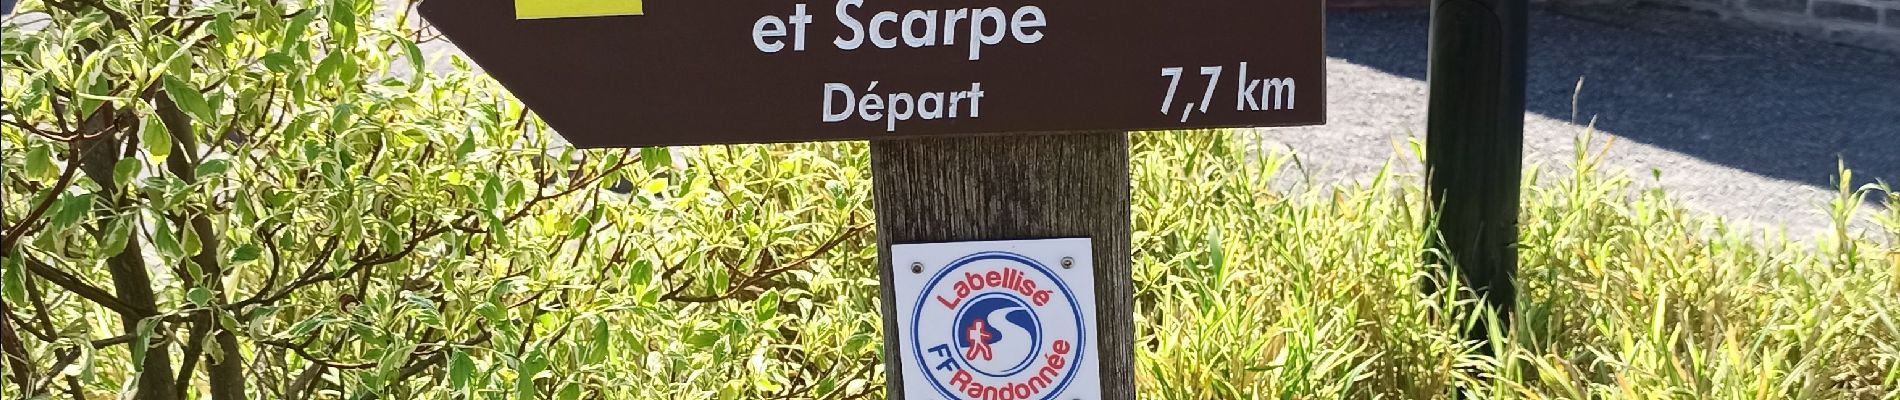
1263 6 1900 240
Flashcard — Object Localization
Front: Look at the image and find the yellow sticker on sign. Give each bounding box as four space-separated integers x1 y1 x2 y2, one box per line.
515 0 643 20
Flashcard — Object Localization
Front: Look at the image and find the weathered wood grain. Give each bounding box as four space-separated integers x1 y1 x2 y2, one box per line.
871 132 1135 400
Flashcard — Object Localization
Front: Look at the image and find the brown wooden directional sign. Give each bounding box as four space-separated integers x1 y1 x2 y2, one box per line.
419 0 1324 148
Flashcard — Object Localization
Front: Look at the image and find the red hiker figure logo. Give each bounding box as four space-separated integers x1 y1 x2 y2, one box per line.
965 319 995 361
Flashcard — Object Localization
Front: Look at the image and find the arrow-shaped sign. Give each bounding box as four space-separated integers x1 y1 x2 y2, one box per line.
419 0 1325 148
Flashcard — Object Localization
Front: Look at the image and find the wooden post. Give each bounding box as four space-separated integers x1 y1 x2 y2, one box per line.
871 132 1136 399
1425 0 1528 343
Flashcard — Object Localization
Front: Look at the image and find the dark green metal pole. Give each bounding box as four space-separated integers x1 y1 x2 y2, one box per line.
1425 0 1527 343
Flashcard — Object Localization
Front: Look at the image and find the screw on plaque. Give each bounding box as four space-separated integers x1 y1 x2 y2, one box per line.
910 262 923 273
1061 257 1074 269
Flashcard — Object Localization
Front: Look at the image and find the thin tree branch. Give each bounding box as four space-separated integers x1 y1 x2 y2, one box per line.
236 235 340 311
663 223 869 303
257 339 376 370
39 0 130 28
0 300 35 393
172 319 206 398
12 272 59 342
1 146 83 255
0 118 98 142
20 257 145 317
238 155 638 313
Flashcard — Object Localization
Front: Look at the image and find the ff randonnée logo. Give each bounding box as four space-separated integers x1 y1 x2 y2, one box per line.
911 252 1085 400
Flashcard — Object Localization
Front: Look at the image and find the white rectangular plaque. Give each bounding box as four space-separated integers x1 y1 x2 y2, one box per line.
891 238 1101 400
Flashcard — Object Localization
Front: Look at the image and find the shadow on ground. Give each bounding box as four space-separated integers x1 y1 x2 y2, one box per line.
1326 7 1900 189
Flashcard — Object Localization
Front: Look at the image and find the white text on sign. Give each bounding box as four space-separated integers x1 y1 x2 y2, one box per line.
749 1 1032 133
1160 63 1299 123
823 82 987 133
751 1 1048 61
745 2 1302 134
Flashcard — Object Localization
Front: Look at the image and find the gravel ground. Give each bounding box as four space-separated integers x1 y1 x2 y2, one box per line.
1262 6 1899 240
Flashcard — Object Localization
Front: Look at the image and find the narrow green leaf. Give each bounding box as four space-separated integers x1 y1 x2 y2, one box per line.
843 333 872 355
330 0 358 46
1208 225 1226 286
262 52 294 73
567 211 595 238
75 54 107 119
194 159 230 179
130 317 159 369
2 256 26 306
206 91 229 125
448 350 474 392
281 113 312 143
161 75 216 123
516 350 548 400
641 147 671 172
585 316 610 364
336 141 357 169
558 382 582 400
184 259 205 284
400 36 426 82
24 146 53 180
186 288 212 307
474 302 506 324
331 103 357 130
218 310 241 333
599 151 623 172
482 176 502 210
401 291 445 329
153 217 182 258
374 343 418 389
280 11 313 53
18 74 49 115
379 225 403 254
338 53 360 85
455 133 478 160
211 12 236 47
488 278 525 302
685 331 721 348
490 214 512 249
51 194 94 229
249 0 284 36
231 244 263 263
204 334 225 364
112 158 141 188
755 289 781 322
285 312 334 337
76 340 96 382
503 180 525 207
709 263 730 295
99 218 133 257
313 52 342 83
154 37 192 79
139 116 172 164
628 259 654 288
181 222 203 257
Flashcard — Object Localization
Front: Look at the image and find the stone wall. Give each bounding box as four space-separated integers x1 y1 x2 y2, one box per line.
1648 0 1900 51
